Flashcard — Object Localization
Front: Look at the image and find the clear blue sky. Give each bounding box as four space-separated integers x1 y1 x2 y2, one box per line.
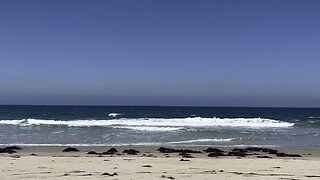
0 0 319 107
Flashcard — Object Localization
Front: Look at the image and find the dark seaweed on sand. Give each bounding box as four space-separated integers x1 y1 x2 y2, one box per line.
62 147 79 152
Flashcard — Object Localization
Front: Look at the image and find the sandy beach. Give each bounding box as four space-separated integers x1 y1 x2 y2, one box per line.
1 146 320 180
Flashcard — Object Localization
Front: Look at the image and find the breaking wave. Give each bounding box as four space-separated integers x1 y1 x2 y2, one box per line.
112 126 183 131
0 138 235 146
108 113 123 117
168 138 235 144
0 117 294 131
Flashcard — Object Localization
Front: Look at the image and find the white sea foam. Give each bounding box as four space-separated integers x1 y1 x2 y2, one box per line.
113 126 183 131
0 143 277 147
308 116 320 119
108 113 122 117
0 117 294 131
0 120 25 125
168 138 234 144
0 143 127 147
51 131 65 134
0 139 234 147
0 143 167 147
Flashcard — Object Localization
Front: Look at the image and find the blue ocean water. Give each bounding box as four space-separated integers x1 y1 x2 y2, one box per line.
0 105 319 147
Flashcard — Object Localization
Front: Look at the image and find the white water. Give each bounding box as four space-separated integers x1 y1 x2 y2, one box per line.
108 113 123 117
112 126 183 131
0 120 25 125
0 142 278 147
0 117 294 131
0 138 235 146
168 138 235 144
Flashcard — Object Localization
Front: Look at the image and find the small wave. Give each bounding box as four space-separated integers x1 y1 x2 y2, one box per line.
51 131 65 134
0 143 129 147
307 119 320 127
0 120 26 125
168 138 235 144
0 143 165 147
108 113 123 117
308 116 320 119
221 144 279 148
113 126 183 132
308 120 315 123
0 143 278 147
0 117 294 130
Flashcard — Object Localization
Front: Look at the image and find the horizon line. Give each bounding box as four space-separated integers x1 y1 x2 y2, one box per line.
0 104 319 109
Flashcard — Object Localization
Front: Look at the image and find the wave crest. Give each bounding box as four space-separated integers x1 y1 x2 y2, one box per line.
0 117 294 131
168 138 235 144
108 113 123 117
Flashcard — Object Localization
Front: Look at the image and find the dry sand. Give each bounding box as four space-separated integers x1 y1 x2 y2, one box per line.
1 146 320 180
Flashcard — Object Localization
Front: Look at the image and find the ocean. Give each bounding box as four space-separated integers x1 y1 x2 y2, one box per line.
0 105 319 148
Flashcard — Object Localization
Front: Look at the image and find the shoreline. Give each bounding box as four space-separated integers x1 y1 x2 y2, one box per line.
2 145 320 159
1 145 320 179
0 144 320 154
